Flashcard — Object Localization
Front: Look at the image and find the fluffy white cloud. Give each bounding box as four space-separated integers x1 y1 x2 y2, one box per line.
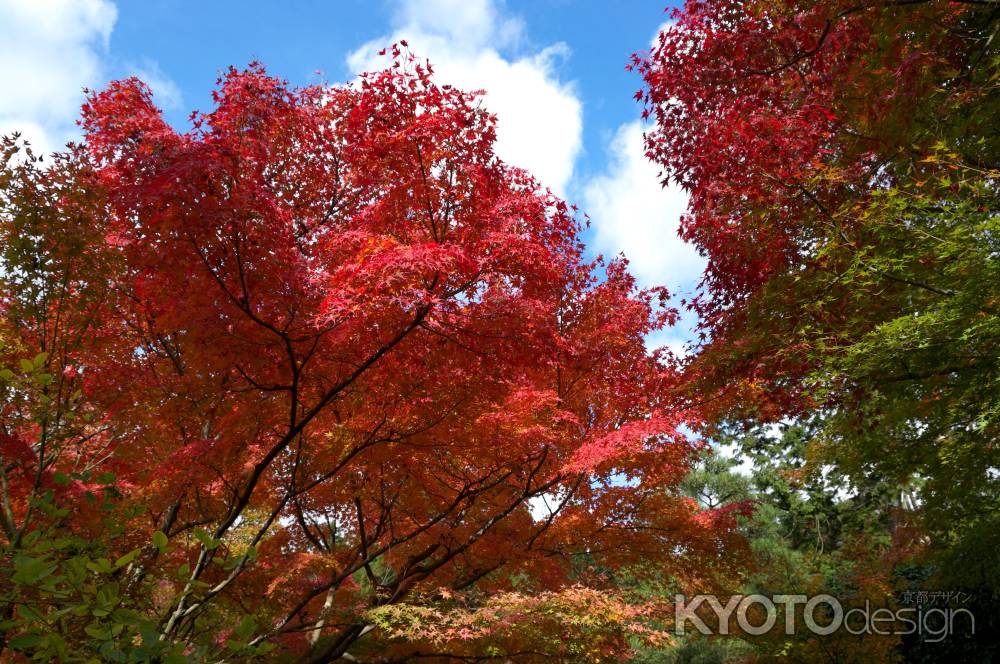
583 121 704 355
128 59 184 111
584 120 704 293
347 0 582 197
0 0 117 153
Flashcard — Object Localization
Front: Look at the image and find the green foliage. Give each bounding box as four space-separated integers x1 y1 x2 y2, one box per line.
636 430 910 662
0 484 193 663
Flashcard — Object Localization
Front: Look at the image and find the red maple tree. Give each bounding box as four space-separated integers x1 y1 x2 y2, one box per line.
1 52 742 661
633 0 985 419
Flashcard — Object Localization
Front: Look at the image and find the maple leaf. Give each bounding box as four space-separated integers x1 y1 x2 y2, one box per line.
0 52 725 662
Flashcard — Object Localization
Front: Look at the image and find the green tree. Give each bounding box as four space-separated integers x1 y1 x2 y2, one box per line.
636 3 1000 658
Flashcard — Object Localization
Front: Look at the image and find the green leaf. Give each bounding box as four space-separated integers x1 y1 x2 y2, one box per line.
234 616 256 639
16 604 45 622
153 531 168 550
8 633 44 650
86 558 113 575
85 625 111 640
14 557 57 584
113 548 140 570
193 528 220 550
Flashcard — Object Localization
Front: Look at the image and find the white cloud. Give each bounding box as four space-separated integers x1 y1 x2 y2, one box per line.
583 121 705 356
0 0 117 153
396 0 524 51
129 59 184 111
583 120 704 294
347 0 582 197
714 440 755 477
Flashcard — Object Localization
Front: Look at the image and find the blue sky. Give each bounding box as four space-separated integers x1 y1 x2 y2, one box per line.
0 0 702 351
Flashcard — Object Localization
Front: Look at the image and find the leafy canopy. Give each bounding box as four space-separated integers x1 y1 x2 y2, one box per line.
0 51 738 662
